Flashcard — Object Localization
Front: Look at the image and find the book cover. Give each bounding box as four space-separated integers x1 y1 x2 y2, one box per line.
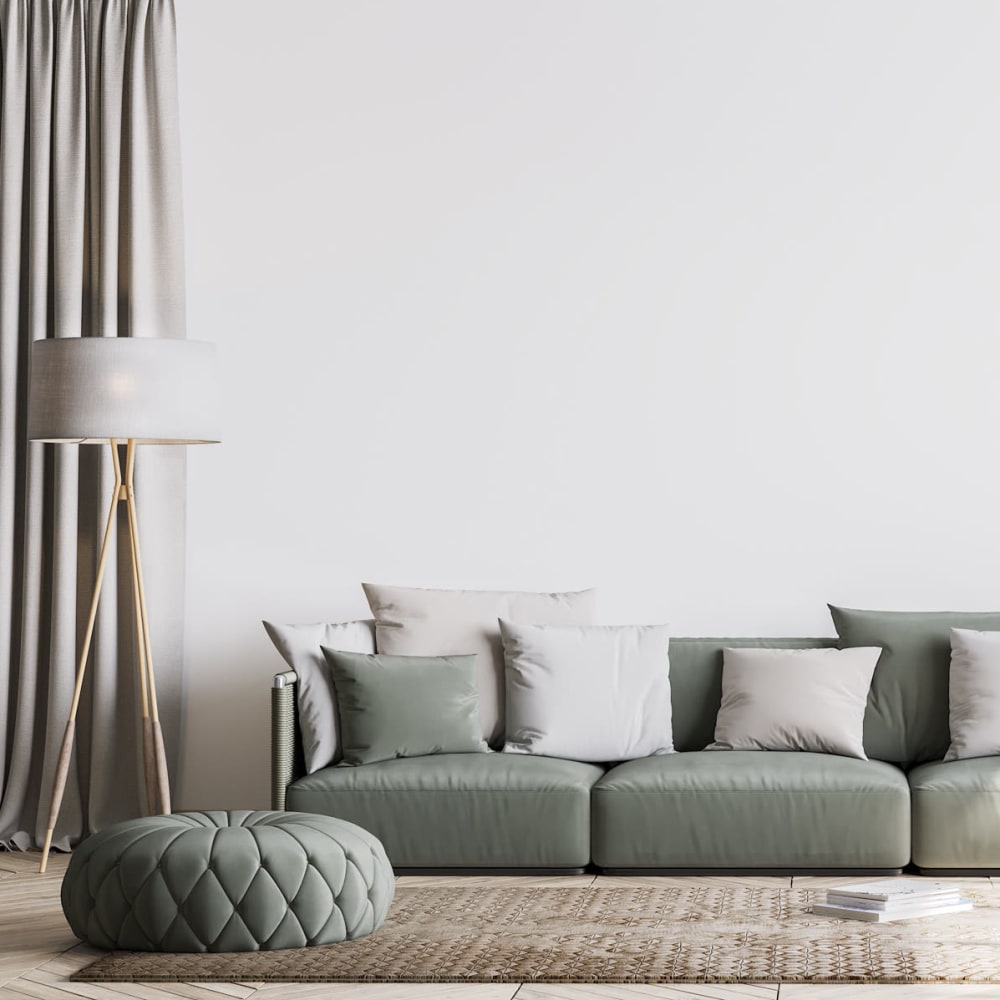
813 899 973 923
825 890 961 912
825 879 959 903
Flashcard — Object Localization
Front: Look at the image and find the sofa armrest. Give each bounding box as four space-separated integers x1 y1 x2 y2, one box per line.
271 670 302 809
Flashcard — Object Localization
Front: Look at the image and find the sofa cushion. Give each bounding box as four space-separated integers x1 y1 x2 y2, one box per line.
910 758 1000 870
287 753 603 869
263 619 376 772
829 606 1000 764
500 621 674 762
321 649 488 765
362 583 597 746
707 646 880 759
945 628 1000 761
666 638 838 752
591 751 910 870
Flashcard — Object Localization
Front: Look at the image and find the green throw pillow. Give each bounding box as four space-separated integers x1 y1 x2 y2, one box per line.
829 605 1000 764
321 648 489 765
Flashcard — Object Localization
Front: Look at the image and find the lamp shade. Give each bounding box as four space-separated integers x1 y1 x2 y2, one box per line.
28 337 221 444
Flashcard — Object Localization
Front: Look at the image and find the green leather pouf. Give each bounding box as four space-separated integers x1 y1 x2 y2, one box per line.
61 810 395 952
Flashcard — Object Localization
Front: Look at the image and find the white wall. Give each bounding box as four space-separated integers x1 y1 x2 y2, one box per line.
176 0 1000 810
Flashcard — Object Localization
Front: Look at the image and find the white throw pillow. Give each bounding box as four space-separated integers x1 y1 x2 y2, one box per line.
708 646 881 759
362 584 597 746
262 619 376 772
946 628 1000 761
499 621 674 762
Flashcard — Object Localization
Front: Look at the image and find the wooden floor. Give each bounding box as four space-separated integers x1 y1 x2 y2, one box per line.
3 852 1000 999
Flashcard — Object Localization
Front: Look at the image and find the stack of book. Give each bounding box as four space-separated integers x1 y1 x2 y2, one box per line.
813 879 973 922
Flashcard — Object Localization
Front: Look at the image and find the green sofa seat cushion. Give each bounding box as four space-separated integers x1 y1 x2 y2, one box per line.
910 758 1000 870
591 751 910 870
288 753 604 869
61 811 394 952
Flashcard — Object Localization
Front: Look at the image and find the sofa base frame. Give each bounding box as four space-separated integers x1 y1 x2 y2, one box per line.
394 867 588 876
916 867 1000 877
393 866 907 876
599 867 905 876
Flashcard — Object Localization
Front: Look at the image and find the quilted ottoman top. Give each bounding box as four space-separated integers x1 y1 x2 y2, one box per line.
61 810 395 952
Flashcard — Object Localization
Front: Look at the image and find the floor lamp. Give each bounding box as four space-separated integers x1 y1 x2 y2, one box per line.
28 337 220 873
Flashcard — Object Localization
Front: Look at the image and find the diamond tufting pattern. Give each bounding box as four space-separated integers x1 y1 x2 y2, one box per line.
61 810 395 952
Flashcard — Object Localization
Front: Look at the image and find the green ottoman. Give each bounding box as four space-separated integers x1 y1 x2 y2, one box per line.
61 810 394 951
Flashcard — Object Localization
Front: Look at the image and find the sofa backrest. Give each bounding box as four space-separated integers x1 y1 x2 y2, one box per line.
669 637 839 753
670 635 958 764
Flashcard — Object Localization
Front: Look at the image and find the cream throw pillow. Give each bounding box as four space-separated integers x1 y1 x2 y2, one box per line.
362 584 596 746
263 619 376 772
946 628 1000 761
500 621 674 762
708 646 881 759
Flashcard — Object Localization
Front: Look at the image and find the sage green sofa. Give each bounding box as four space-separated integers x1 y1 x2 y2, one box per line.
270 635 988 873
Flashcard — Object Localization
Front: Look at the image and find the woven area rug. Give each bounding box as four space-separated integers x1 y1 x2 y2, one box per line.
74 882 1000 984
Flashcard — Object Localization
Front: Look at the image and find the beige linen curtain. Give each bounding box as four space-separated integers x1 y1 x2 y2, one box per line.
0 0 187 850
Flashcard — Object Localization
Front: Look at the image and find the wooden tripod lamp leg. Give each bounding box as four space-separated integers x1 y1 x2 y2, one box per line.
119 439 157 817
129 533 158 817
124 441 171 816
39 441 123 874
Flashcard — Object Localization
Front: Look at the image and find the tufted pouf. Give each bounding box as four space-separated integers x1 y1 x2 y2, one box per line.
61 810 395 952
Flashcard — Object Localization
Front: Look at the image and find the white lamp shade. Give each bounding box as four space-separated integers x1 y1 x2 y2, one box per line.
28 337 221 444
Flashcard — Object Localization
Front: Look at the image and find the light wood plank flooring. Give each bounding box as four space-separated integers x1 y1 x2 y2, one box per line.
2 852 997 1000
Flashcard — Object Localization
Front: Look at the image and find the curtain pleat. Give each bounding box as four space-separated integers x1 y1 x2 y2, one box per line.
0 0 186 851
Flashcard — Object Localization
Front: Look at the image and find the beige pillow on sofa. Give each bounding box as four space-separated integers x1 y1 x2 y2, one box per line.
708 646 881 759
946 628 1000 761
362 583 596 746
263 618 376 772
